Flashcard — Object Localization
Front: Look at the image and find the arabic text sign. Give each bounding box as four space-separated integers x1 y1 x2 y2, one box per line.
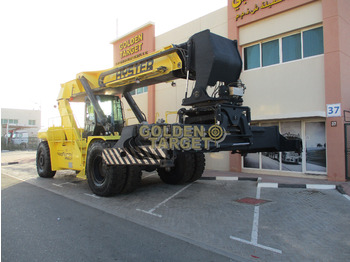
233 0 286 21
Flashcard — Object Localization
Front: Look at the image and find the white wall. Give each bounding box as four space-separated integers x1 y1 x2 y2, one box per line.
156 7 228 48
122 93 148 125
242 56 325 120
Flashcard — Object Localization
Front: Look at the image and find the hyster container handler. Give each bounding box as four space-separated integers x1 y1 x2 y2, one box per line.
37 30 301 196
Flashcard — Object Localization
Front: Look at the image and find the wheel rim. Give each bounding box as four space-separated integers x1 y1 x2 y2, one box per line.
92 155 106 185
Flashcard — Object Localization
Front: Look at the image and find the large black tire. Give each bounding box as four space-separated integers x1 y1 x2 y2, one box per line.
122 166 142 194
86 142 126 196
36 141 56 178
188 152 205 182
158 152 195 185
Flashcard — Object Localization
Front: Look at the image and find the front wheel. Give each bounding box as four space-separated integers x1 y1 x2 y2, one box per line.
158 152 195 185
86 142 126 196
36 141 56 178
121 166 142 194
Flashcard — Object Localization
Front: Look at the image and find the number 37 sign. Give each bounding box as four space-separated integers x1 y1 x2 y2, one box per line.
327 103 341 117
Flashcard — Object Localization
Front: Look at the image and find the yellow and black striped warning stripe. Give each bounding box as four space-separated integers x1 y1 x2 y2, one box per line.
102 146 167 166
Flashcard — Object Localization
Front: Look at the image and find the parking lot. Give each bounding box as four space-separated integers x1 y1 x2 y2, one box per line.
2 150 350 261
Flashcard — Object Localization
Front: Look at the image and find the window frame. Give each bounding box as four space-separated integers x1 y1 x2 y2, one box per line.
242 25 324 71
282 32 302 63
302 27 324 58
261 39 280 67
28 120 36 125
243 43 261 70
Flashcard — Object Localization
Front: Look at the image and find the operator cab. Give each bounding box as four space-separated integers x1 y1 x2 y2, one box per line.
83 95 124 137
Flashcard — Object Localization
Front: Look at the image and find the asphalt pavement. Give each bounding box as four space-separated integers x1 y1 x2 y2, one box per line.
2 150 350 261
2 175 232 262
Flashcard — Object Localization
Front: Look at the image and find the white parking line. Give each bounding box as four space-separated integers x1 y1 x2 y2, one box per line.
137 183 193 218
230 185 282 254
251 186 261 244
343 194 350 201
2 173 31 182
84 193 101 199
136 209 163 218
52 182 78 187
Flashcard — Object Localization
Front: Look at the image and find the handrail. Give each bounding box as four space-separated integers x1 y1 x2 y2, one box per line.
165 111 178 123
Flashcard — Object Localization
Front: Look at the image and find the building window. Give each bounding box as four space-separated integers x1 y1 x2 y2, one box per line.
137 86 148 94
281 121 302 172
303 27 324 58
130 86 148 95
282 33 301 62
243 26 324 70
1 119 18 125
261 122 280 170
28 120 36 125
244 44 260 70
305 122 326 172
243 120 326 175
262 39 279 67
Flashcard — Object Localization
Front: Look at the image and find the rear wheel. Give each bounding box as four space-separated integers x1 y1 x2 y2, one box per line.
36 141 56 178
188 152 205 182
158 152 194 185
86 141 126 196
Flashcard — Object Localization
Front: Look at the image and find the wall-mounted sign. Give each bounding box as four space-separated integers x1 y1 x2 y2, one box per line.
233 0 285 21
327 103 342 117
112 23 155 66
119 33 144 59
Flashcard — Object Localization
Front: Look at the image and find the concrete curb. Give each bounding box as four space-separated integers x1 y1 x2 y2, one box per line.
1 161 19 166
200 177 259 181
200 177 336 191
200 177 350 199
257 183 336 190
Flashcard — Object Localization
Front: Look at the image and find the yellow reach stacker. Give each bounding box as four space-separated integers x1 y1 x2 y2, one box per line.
36 30 301 196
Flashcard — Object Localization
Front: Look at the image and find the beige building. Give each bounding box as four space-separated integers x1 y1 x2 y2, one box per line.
1 108 41 137
111 0 350 181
